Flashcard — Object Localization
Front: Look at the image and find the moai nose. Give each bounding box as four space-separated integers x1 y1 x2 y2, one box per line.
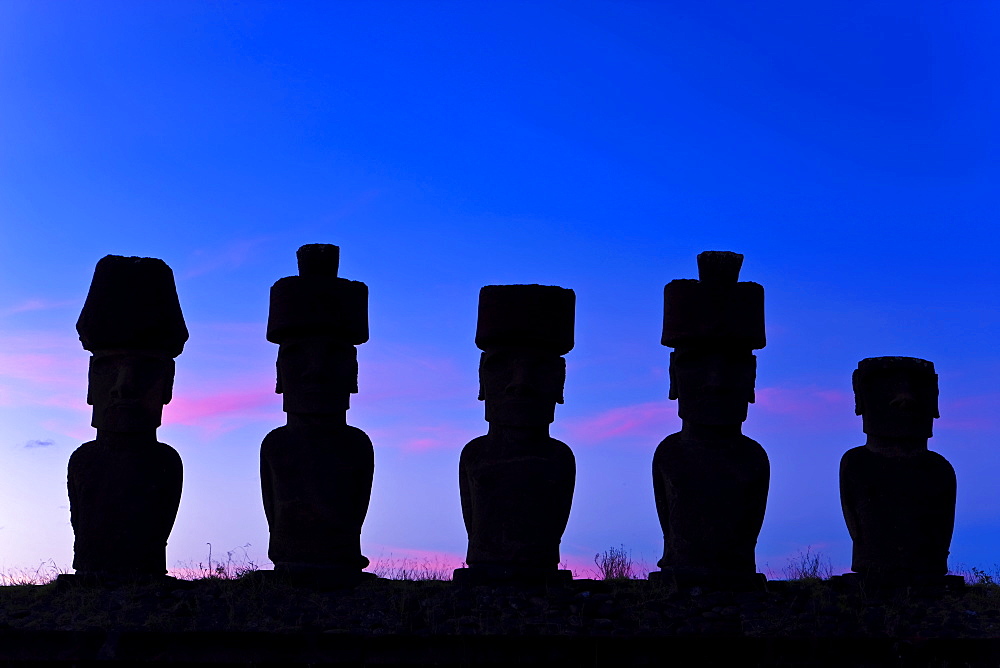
505 365 534 397
110 366 134 399
890 392 917 410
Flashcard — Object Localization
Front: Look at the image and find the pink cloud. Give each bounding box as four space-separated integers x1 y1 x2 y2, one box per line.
362 352 471 402
1 298 77 316
365 423 479 452
563 401 677 445
180 237 273 279
163 383 281 437
938 393 1000 432
0 333 88 409
754 386 854 419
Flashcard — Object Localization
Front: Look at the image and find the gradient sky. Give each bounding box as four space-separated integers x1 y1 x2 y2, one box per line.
1 1 998 578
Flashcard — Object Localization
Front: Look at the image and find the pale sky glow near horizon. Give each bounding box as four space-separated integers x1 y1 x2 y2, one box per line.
1 1 999 579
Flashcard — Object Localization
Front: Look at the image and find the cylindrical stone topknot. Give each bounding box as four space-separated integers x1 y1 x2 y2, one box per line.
296 244 340 278
697 251 744 284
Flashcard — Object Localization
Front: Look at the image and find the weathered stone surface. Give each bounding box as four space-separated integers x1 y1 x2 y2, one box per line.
261 424 373 570
76 255 188 357
652 252 768 591
68 438 182 576
261 244 374 583
69 255 186 577
457 285 576 584
840 356 956 581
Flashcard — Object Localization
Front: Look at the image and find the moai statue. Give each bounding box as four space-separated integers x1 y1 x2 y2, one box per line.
840 357 960 588
68 255 187 581
651 251 769 591
454 285 576 585
260 244 375 586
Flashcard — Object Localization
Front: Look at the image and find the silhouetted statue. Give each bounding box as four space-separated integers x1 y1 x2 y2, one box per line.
260 244 375 586
454 285 576 585
840 357 959 587
68 255 187 580
651 251 769 591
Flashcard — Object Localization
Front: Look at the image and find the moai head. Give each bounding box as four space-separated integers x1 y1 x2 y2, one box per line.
662 251 765 426
77 255 188 433
267 244 368 415
854 356 939 441
475 285 575 427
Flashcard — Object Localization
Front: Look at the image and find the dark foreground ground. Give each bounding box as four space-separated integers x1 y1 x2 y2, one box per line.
1 575 999 665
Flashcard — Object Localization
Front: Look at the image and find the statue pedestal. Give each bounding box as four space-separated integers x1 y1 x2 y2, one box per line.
55 572 186 591
648 568 766 593
453 565 573 587
246 566 378 590
830 572 965 594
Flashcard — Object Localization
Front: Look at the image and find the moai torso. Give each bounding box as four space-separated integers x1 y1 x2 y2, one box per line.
460 430 575 569
457 285 576 582
69 255 188 577
69 436 182 574
260 245 374 575
653 429 768 574
840 357 956 580
261 422 373 569
652 252 769 588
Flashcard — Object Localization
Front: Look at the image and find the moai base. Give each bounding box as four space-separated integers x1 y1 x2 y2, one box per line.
454 285 576 586
259 244 376 589
836 356 962 592
63 255 187 586
649 252 769 593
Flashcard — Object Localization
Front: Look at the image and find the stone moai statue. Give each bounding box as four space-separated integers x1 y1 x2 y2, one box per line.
454 285 576 585
260 244 375 586
651 251 769 591
68 255 187 581
839 357 960 588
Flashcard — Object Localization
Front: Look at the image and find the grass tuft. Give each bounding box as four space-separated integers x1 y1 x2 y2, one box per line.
368 555 457 581
782 546 833 581
594 544 638 581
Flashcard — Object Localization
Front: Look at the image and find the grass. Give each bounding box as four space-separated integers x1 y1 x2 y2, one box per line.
3 547 1000 637
368 555 458 581
780 546 834 581
594 544 639 580
0 559 66 586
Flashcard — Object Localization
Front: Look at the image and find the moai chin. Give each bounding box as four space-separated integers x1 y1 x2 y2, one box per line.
260 244 375 586
651 251 769 591
839 356 960 588
67 255 187 581
454 284 576 585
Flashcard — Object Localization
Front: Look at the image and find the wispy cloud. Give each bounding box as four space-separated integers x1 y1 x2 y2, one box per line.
24 439 55 448
180 237 273 279
0 299 77 317
754 386 854 419
365 423 480 452
0 333 88 413
562 386 858 445
164 383 281 438
939 393 1000 432
563 401 677 445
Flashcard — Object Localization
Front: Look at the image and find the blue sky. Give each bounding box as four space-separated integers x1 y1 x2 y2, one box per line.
1 1 998 577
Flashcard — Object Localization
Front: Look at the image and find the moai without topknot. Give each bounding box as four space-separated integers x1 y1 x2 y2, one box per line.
260 244 375 586
454 285 576 585
839 357 961 588
68 255 187 581
651 251 769 591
